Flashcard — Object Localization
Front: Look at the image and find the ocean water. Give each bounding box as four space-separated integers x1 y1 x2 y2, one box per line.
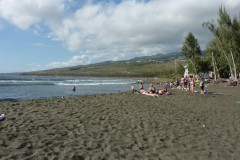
0 75 138 101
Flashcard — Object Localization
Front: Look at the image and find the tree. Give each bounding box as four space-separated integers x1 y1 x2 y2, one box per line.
176 63 185 78
181 32 201 76
203 6 239 80
231 17 240 78
205 40 221 81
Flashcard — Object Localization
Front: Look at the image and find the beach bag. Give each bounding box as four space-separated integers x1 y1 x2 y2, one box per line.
0 114 6 121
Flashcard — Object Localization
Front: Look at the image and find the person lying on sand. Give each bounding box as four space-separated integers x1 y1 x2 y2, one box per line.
139 84 172 97
158 87 171 95
140 88 159 97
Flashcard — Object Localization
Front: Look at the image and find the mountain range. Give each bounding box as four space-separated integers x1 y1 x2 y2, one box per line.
22 51 185 77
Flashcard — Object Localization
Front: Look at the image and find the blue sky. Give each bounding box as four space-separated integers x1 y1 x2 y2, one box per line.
0 0 240 73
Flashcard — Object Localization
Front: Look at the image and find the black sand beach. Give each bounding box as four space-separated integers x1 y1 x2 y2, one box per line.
0 85 240 160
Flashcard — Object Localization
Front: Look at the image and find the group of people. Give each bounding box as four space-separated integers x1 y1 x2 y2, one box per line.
131 82 171 97
180 75 205 94
132 75 207 96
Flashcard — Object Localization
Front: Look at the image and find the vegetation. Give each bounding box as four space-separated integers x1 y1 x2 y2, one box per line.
181 6 239 81
202 6 240 81
22 53 186 79
181 32 202 76
23 61 186 78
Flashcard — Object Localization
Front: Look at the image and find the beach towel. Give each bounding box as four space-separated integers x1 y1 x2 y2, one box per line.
194 90 201 93
194 90 222 95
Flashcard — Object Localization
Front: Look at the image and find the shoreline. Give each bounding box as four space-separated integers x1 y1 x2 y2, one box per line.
0 85 240 159
0 75 138 102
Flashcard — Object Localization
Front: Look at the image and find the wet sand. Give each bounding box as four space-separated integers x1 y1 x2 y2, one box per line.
0 85 240 160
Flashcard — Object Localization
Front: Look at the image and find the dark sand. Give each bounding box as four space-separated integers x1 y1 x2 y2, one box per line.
0 85 240 160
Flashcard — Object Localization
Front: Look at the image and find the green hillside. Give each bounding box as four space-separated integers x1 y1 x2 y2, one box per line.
129 52 182 61
22 52 186 78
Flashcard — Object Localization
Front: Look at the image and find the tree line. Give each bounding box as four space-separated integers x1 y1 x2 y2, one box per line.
182 6 240 81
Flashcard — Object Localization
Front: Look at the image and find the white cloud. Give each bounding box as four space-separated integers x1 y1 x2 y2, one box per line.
46 55 89 69
1 0 240 70
33 43 51 47
0 0 64 30
47 0 240 57
31 54 102 71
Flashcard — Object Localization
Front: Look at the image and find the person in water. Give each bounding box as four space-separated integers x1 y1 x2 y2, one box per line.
72 85 76 91
131 84 135 93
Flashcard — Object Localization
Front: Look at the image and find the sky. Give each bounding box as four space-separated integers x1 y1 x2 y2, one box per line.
0 0 240 73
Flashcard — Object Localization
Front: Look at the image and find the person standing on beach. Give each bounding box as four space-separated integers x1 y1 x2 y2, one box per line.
176 79 180 87
181 76 184 91
200 77 205 94
139 83 144 90
189 75 195 93
183 75 189 91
